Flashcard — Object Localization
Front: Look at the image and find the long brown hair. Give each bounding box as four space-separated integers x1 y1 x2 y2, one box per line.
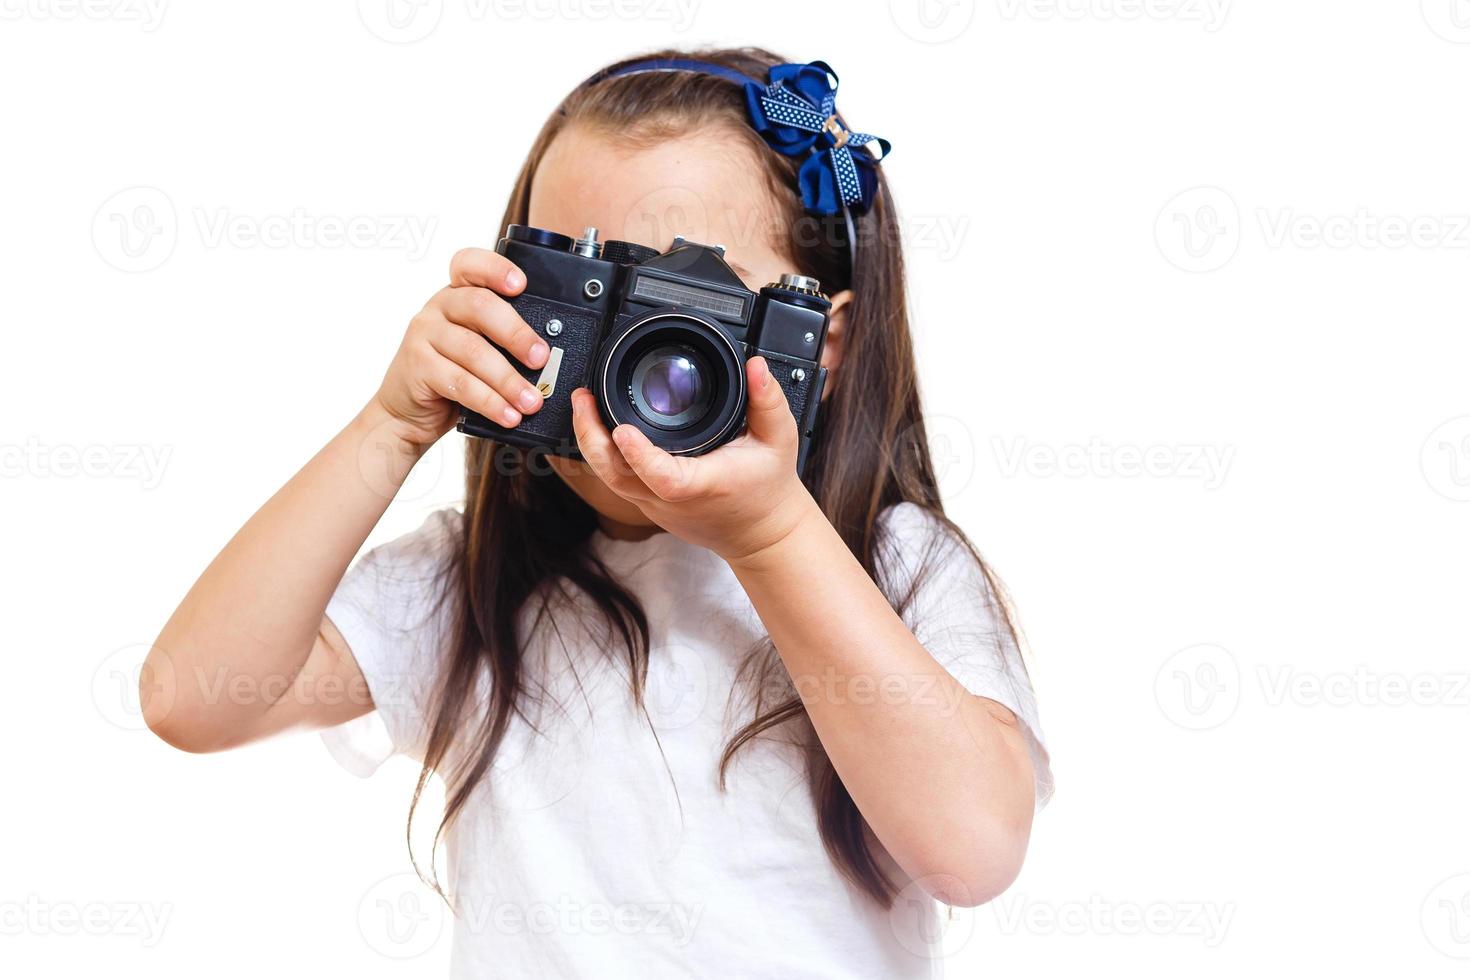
411 46 1015 908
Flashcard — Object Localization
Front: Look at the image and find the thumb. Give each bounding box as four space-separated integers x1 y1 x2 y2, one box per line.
744 356 797 447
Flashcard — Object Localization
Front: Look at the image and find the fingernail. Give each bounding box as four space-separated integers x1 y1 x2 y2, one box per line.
502 406 522 426
506 268 525 291
519 387 541 411
530 340 549 366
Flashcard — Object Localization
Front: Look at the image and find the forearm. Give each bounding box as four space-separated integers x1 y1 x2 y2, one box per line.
146 402 422 740
729 496 1035 906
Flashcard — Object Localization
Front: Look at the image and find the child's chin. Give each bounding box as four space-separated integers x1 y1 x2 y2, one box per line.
547 455 657 530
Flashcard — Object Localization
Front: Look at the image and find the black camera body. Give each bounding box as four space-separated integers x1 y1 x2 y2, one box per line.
457 224 831 473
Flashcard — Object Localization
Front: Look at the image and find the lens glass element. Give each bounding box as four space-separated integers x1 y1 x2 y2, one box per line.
628 344 712 429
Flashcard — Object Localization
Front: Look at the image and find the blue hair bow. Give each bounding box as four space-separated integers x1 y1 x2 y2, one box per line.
586 58 891 217
742 61 891 217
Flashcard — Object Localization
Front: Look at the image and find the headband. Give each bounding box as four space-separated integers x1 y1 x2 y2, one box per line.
583 57 891 218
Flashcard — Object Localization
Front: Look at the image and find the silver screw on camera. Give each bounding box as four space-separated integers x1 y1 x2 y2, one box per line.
791 368 807 383
545 318 563 337
803 331 815 345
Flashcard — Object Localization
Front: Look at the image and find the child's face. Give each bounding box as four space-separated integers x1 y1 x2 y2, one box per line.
527 122 839 535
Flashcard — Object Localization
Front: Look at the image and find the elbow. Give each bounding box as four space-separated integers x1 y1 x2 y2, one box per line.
138 641 237 754
913 848 1027 909
922 858 1024 910
144 705 247 754
908 812 1034 909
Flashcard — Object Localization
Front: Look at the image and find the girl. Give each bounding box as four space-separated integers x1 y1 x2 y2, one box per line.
145 47 1052 978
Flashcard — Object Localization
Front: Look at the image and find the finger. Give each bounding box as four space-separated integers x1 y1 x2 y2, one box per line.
742 357 798 449
569 389 652 501
439 286 549 370
429 323 544 416
611 424 706 502
424 353 522 428
449 247 526 295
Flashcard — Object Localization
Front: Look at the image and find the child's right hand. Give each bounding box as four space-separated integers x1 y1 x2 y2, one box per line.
371 247 551 447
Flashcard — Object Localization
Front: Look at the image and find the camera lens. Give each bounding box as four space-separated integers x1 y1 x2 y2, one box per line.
596 309 746 456
629 345 712 428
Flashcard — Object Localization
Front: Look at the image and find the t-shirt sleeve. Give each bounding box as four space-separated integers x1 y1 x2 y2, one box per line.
318 508 462 777
876 503 1054 810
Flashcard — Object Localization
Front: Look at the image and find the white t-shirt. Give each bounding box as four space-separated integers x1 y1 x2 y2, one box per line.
322 502 1052 979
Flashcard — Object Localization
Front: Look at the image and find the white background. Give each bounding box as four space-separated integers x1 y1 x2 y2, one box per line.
3 0 1469 976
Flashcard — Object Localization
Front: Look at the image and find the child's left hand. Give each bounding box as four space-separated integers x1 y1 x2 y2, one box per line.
569 356 819 566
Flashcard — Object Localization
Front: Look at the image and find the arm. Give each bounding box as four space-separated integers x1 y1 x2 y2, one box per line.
566 358 1036 907
727 508 1034 908
143 405 421 751
143 248 549 752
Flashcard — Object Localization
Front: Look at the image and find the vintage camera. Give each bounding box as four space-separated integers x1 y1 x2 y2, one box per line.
457 224 831 473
